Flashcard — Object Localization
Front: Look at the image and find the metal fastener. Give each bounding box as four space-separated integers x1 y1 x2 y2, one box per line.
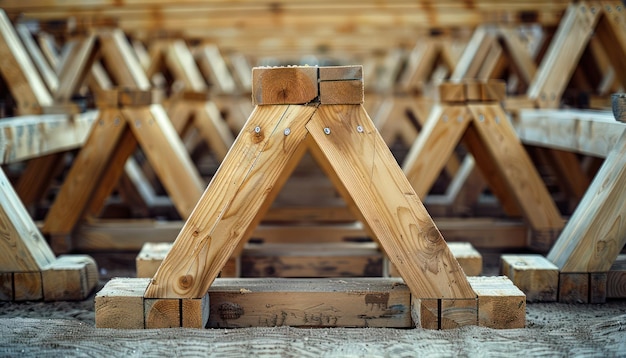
442 115 448 122
135 120 141 128
457 116 463 123
254 126 261 134
356 125 364 133
495 116 500 124
324 127 331 135
478 114 485 122
284 128 291 136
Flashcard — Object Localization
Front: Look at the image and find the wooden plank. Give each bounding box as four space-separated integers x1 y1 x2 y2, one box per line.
307 105 475 299
252 66 318 105
95 277 150 329
527 3 600 108
136 242 172 278
607 255 626 298
0 111 97 164
42 110 128 237
0 9 52 114
15 153 65 206
594 3 626 91
547 129 626 272
13 271 43 301
558 273 589 304
144 299 180 328
41 255 98 301
501 254 558 302
403 104 471 197
124 105 205 218
0 167 55 272
0 272 12 300
145 105 316 299
319 80 364 105
241 242 382 278
196 44 237 94
465 104 563 250
98 28 151 89
54 35 97 102
207 278 411 328
468 276 526 329
181 295 210 328
191 101 235 161
164 40 207 92
15 23 58 93
515 109 624 158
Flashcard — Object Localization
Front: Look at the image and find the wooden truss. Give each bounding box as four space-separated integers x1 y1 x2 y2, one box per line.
502 94 626 303
403 80 564 251
95 65 525 330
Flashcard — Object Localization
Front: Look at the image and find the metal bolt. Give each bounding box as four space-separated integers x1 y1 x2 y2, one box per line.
495 116 500 124
356 125 364 133
135 120 141 128
457 116 463 123
284 128 291 136
114 118 120 126
99 120 105 126
591 7 596 14
324 127 331 135
478 114 485 122
442 115 448 122
254 126 261 134
617 5 622 11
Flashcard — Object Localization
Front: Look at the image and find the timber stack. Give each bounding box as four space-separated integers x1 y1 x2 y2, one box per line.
0 0 625 331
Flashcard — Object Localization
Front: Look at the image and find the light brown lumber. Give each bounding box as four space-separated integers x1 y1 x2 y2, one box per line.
403 104 471 198
145 105 317 299
54 34 97 102
95 277 150 329
0 9 52 114
41 255 98 301
0 167 55 273
501 254 558 302
124 105 205 218
514 109 624 158
527 2 601 108
207 278 411 328
594 2 626 90
73 217 529 252
306 105 474 299
252 66 318 105
15 23 58 93
98 28 151 90
163 40 208 92
196 44 237 95
607 255 626 299
464 104 564 249
42 109 128 237
468 276 526 329
547 128 626 273
0 111 96 164
15 153 65 206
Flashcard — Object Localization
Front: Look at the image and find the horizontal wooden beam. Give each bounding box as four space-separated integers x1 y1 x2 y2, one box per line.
514 109 624 158
0 111 98 164
73 217 529 251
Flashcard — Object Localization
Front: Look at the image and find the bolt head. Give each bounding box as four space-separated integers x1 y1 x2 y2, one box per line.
254 126 261 134
284 128 291 136
324 127 331 135
356 125 364 133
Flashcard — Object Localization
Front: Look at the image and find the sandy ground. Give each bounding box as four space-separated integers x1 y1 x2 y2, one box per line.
1 283 625 357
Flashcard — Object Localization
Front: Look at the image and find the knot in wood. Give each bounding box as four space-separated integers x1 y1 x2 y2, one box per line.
179 274 194 289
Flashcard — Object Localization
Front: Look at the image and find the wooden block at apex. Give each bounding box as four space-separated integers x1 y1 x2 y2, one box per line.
136 242 172 278
607 255 626 299
439 82 466 103
559 273 588 304
95 278 149 329
181 90 211 102
94 90 120 108
481 80 506 101
119 88 163 107
207 278 411 328
501 255 558 302
469 276 526 329
42 255 98 301
319 65 362 81
0 273 12 300
252 66 318 105
182 295 210 328
13 272 43 301
319 80 363 104
464 81 483 102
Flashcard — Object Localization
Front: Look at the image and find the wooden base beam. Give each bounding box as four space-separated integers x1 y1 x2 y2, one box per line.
136 241 483 279
95 276 524 329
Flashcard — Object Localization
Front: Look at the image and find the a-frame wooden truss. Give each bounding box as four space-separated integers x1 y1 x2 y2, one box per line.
403 80 564 251
96 66 525 330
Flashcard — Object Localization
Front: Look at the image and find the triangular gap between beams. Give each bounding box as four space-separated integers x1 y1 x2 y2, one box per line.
144 102 475 301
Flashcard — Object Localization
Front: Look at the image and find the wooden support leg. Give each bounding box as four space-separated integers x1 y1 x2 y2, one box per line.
43 109 128 243
402 104 471 198
15 152 65 207
464 104 564 251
